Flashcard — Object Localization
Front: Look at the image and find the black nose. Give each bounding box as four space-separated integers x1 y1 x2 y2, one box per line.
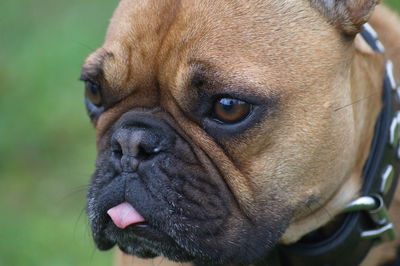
110 116 175 172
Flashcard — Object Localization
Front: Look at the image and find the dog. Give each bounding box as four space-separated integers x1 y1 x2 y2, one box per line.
81 0 400 265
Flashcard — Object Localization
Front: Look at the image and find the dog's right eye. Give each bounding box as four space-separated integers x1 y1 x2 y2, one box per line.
81 78 105 122
85 81 102 107
212 98 252 124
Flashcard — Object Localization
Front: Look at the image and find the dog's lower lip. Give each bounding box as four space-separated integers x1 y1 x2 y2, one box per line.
121 221 154 235
130 222 149 229
124 222 173 242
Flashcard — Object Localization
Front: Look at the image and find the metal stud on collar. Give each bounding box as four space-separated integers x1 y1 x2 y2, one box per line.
386 60 397 90
376 40 385 53
389 116 400 147
380 165 394 195
363 23 385 53
363 23 378 39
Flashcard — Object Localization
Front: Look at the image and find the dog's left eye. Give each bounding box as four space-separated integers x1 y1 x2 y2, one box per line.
212 98 251 124
85 81 102 107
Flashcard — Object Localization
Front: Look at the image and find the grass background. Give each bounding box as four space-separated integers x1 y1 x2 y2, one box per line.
0 1 399 265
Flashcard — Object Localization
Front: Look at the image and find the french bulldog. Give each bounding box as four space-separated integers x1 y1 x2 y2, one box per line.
81 0 400 265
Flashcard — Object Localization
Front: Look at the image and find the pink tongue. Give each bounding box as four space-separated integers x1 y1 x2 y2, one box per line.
107 202 145 229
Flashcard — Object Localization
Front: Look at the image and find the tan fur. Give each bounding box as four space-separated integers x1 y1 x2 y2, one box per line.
82 1 400 265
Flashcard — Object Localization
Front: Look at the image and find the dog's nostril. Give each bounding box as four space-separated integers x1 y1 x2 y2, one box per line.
136 144 161 161
111 142 123 160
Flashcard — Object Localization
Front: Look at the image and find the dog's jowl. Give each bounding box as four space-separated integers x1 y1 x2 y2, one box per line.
81 0 400 265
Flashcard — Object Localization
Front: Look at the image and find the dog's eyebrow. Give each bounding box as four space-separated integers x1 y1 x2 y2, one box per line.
80 50 114 84
188 60 265 98
188 61 217 88
80 65 103 84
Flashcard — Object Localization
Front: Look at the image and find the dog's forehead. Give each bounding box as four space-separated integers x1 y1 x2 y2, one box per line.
83 0 349 112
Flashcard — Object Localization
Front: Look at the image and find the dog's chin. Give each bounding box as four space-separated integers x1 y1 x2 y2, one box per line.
94 220 280 265
90 210 285 264
97 222 195 262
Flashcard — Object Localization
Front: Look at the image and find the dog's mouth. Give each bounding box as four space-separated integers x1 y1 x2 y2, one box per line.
102 201 195 261
87 169 200 262
98 208 195 261
107 202 145 229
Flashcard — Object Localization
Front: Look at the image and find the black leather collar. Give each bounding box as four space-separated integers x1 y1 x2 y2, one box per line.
264 23 400 266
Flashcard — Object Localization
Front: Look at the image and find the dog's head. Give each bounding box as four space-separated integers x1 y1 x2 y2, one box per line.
82 0 381 264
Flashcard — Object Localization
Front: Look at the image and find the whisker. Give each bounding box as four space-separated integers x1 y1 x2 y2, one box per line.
75 41 96 52
60 183 88 198
74 206 88 236
333 92 380 112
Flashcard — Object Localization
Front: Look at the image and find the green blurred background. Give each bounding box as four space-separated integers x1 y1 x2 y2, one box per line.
0 0 119 265
0 1 399 265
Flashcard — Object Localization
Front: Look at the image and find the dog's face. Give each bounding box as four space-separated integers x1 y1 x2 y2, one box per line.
83 0 378 264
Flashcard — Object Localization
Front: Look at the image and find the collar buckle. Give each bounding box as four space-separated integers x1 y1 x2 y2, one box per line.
343 194 396 243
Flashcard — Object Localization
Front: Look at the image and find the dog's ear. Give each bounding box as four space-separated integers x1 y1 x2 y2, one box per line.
310 0 380 35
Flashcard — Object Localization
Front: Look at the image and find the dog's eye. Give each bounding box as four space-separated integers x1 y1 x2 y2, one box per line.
85 81 102 107
212 98 251 124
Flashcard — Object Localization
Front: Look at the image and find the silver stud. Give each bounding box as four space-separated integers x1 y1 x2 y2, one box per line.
396 87 400 102
386 60 397 90
380 165 394 195
376 40 385 53
389 116 400 147
363 23 378 39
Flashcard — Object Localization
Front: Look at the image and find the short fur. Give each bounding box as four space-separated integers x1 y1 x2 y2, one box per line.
81 1 400 265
